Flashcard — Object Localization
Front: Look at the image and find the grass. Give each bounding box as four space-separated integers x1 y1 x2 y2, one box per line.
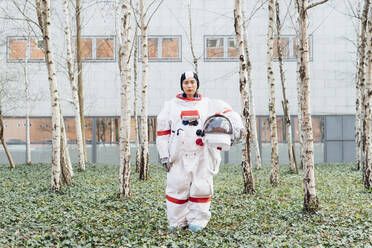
0 162 371 247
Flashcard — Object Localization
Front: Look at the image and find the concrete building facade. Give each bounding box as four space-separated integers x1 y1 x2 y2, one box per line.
0 0 359 165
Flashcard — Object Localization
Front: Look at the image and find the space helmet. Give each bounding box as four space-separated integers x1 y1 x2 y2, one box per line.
203 114 233 151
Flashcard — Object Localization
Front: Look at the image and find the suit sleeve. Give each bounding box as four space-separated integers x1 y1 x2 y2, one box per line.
213 99 245 143
156 102 171 160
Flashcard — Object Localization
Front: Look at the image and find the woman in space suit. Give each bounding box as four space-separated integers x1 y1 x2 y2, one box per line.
156 71 244 231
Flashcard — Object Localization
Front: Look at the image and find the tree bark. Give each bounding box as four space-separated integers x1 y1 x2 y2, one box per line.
298 0 321 212
234 0 255 194
275 0 298 173
0 102 15 169
133 26 141 173
75 0 87 163
60 114 73 184
24 59 32 165
241 0 262 170
64 0 85 171
267 0 279 186
117 0 132 197
362 0 371 189
36 0 62 191
354 0 363 171
188 0 198 74
295 0 305 169
139 0 150 180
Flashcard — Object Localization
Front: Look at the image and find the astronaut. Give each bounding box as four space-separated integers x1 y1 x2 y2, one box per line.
156 71 244 231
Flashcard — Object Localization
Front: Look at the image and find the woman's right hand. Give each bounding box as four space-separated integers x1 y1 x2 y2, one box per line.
163 162 171 172
161 157 171 172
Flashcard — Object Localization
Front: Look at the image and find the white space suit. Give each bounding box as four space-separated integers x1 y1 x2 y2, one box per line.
156 93 243 229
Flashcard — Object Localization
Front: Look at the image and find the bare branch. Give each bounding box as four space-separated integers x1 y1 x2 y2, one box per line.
144 0 157 16
308 5 334 35
35 0 45 35
11 0 40 29
248 0 269 23
146 0 164 27
306 0 329 11
127 24 138 64
130 0 141 28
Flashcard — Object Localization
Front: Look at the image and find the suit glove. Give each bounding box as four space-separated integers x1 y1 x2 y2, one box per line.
160 157 172 172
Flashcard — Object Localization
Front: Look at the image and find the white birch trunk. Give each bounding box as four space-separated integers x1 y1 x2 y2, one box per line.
295 0 305 169
60 113 73 184
299 0 320 212
188 0 198 74
296 51 305 169
117 0 132 197
234 0 255 194
63 0 85 172
275 1 297 173
355 0 363 171
24 60 32 165
267 0 279 186
133 27 141 173
362 0 371 189
241 0 262 170
75 0 87 163
36 0 62 191
139 0 149 180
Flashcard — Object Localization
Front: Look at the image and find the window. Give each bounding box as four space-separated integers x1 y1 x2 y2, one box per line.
204 35 238 61
79 36 115 62
260 117 284 143
273 35 313 61
7 37 45 62
139 36 181 61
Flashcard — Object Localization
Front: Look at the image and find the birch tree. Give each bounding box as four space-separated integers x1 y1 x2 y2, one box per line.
234 0 255 194
132 26 141 173
117 0 132 197
295 0 305 169
354 0 363 171
35 0 62 190
275 1 298 173
139 0 150 180
267 0 279 186
187 0 198 74
241 0 262 170
75 0 87 163
297 0 329 212
24 60 32 165
60 112 73 184
63 0 85 171
361 0 371 189
128 0 163 180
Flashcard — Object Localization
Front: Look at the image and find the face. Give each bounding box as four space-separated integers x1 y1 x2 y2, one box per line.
182 78 197 96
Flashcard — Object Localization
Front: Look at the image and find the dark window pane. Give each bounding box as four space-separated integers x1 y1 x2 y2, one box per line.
206 38 224 58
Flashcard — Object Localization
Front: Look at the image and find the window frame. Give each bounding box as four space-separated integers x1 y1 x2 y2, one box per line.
7 36 45 63
78 35 116 62
204 35 239 62
273 34 313 62
138 35 182 62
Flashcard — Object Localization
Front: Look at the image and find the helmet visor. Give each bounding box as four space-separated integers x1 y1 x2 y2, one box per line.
203 115 233 134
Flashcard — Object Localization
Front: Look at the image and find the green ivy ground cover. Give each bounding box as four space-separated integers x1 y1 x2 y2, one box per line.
0 163 371 247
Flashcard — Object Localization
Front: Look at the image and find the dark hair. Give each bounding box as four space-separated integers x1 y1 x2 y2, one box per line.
180 72 200 91
181 92 199 98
